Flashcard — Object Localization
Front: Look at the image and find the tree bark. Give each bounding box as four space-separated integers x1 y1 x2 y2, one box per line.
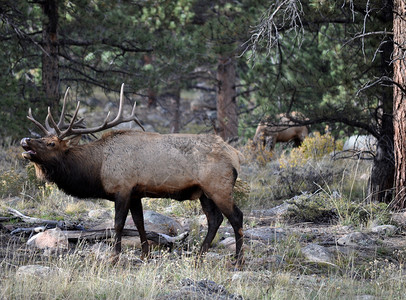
392 0 406 209
216 56 238 141
41 0 60 114
169 88 181 133
368 1 394 203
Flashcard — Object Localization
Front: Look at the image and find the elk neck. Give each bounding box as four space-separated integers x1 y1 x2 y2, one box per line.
36 141 108 199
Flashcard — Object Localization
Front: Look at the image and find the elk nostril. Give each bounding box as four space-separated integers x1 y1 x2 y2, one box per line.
21 138 30 145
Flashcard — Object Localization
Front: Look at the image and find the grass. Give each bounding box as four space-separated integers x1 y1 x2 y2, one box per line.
1 240 406 299
1 140 406 299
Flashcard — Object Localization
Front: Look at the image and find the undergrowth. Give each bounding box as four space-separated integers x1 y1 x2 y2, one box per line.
0 137 403 299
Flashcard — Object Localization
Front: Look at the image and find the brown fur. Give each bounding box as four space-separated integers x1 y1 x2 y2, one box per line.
253 113 308 151
21 130 245 265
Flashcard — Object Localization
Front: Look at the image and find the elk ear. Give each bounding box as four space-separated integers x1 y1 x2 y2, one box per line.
66 135 82 147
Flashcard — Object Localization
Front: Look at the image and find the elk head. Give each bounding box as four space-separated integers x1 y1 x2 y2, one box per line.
21 83 144 163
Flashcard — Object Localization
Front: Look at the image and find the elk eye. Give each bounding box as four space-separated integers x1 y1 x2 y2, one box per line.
47 142 55 147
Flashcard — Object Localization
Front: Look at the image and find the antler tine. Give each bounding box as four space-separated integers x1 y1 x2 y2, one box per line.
47 107 62 136
55 83 144 138
59 101 81 139
114 83 145 131
27 108 51 136
129 101 145 131
57 87 70 128
44 115 54 132
114 83 125 122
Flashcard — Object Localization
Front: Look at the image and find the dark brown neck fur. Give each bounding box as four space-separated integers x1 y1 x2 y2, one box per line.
35 142 108 199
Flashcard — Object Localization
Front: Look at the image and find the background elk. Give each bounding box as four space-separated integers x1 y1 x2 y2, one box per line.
253 112 309 152
21 84 245 266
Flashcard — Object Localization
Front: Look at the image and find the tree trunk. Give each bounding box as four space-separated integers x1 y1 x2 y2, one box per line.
41 0 59 115
369 114 394 203
170 88 181 133
368 1 394 203
216 56 238 141
143 54 157 108
392 0 406 209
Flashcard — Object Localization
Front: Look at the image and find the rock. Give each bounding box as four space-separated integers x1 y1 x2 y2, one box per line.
178 215 207 232
160 278 243 300
143 210 184 235
337 232 376 247
391 212 406 227
301 243 334 264
204 252 223 261
370 225 397 236
251 203 290 217
343 135 377 156
250 255 285 269
27 227 68 250
92 210 184 236
355 295 379 300
219 237 236 249
16 265 61 278
88 209 112 219
245 227 285 244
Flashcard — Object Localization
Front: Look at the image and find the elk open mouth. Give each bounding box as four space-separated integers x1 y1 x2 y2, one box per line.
21 139 36 159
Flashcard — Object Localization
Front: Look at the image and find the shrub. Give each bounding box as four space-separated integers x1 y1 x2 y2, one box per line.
242 139 275 166
0 168 25 197
284 191 391 227
279 132 343 169
284 193 339 224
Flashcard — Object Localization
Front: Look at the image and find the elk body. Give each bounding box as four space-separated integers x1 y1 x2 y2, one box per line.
253 112 308 152
21 85 244 265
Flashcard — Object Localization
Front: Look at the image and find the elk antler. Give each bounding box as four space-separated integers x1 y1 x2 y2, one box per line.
27 83 145 139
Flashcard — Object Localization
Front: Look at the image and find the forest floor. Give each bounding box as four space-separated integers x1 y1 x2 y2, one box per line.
2 195 406 299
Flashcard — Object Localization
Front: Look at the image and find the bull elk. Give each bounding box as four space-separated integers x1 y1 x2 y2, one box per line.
253 112 308 152
21 84 244 266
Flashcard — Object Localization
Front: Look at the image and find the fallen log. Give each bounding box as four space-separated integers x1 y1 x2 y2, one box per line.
7 207 189 249
0 216 20 222
7 207 84 230
8 207 63 226
63 228 188 249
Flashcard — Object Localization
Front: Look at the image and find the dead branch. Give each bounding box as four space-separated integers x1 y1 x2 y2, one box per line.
0 216 19 222
7 207 61 226
7 207 189 249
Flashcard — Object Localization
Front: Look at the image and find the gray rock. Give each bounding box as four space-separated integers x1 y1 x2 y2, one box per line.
301 243 334 264
355 295 379 300
251 203 290 217
92 210 184 236
337 232 376 247
172 278 243 300
143 210 184 235
391 212 406 227
219 237 236 249
370 225 397 236
245 227 285 244
16 265 62 278
88 209 112 219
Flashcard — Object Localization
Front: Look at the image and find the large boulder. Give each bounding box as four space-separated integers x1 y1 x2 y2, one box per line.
27 227 68 250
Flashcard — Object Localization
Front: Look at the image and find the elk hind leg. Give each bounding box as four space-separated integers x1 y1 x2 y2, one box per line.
224 204 244 266
212 196 244 266
129 197 149 259
199 194 224 255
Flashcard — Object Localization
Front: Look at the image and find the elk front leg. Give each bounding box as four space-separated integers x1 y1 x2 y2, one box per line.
114 193 131 255
129 197 149 259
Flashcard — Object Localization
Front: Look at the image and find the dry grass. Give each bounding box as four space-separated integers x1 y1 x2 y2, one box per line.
1 144 406 299
1 238 406 299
